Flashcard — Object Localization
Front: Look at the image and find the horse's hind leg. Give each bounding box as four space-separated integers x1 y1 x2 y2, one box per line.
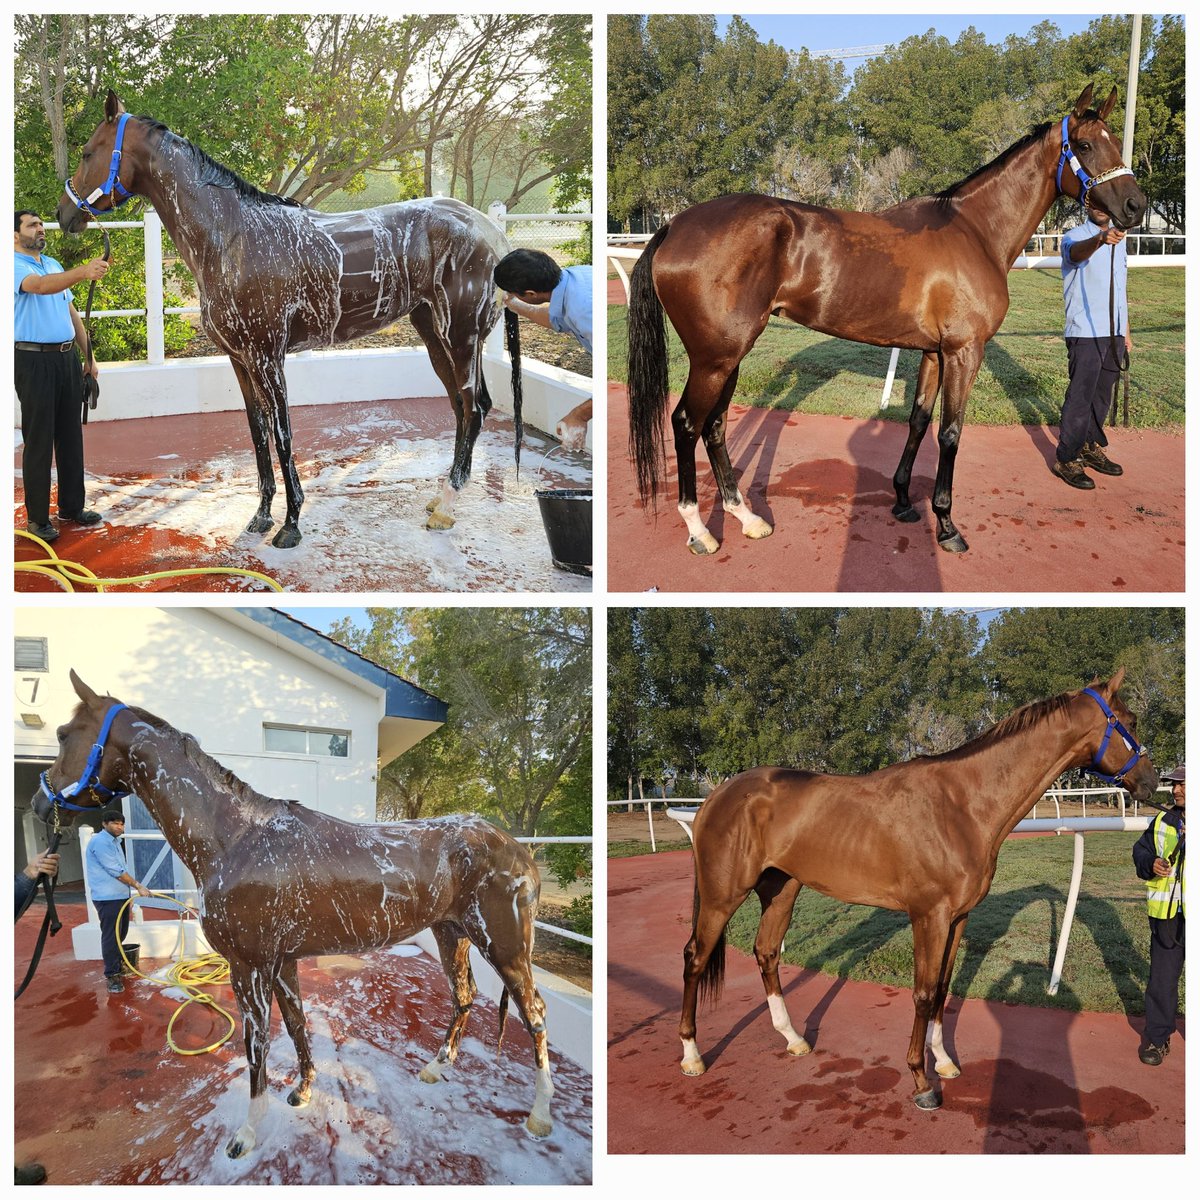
753 870 809 1056
679 890 745 1075
892 350 942 522
701 373 773 541
273 958 316 1107
225 956 279 1158
419 921 477 1085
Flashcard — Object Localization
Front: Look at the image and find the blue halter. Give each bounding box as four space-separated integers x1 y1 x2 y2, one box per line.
1081 687 1146 785
64 113 135 216
39 703 131 812
1055 114 1135 209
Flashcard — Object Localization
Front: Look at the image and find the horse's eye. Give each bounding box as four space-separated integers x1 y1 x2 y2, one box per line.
1077 141 1091 153
56 728 67 743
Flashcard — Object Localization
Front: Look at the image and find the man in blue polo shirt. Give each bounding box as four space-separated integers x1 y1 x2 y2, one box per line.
14 209 109 541
84 808 151 994
1052 198 1130 490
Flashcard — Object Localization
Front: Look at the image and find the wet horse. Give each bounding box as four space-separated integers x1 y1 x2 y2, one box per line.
680 668 1157 1109
57 89 523 548
628 84 1146 555
34 671 553 1157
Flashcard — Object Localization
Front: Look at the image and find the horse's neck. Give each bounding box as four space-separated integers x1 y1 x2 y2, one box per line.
948 130 1061 268
141 137 230 276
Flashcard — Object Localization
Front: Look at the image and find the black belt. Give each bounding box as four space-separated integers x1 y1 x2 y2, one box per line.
15 341 75 353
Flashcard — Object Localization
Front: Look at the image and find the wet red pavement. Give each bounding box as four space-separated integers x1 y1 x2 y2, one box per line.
15 898 591 1184
15 398 591 593
608 851 1184 1155
606 383 1185 593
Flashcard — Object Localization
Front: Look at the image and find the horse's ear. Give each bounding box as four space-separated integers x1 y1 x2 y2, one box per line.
1103 664 1127 697
105 90 125 123
1073 84 1094 118
1098 87 1118 122
69 669 104 710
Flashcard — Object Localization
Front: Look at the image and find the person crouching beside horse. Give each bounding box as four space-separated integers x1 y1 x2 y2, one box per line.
84 809 151 994
1053 196 1130 490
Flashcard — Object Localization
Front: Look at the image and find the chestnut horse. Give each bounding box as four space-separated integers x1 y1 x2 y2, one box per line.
57 89 523 548
34 672 553 1158
628 85 1146 556
680 668 1157 1109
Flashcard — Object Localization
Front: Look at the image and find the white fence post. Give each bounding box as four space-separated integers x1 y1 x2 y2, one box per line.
143 208 166 365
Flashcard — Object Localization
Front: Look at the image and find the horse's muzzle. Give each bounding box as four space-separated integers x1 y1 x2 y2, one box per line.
55 199 92 236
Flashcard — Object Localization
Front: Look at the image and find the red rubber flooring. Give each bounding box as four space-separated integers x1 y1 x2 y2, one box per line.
606 383 1185 593
15 398 591 593
15 897 591 1184
608 851 1184 1155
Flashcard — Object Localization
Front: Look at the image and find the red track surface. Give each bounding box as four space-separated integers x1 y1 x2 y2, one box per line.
606 383 1185 593
15 898 592 1184
608 851 1184 1155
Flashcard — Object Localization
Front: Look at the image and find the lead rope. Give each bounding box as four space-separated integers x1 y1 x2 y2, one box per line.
81 225 112 425
15 818 64 999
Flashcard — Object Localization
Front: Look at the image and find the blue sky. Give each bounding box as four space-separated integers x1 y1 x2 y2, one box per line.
716 14 1106 67
279 607 368 636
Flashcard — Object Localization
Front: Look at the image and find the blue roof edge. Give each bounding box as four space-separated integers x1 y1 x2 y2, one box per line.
232 608 447 725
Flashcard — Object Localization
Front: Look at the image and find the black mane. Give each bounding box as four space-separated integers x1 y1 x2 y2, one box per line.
142 116 304 210
932 120 1054 204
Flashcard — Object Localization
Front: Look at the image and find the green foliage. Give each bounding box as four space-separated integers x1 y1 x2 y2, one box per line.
608 607 1185 790
564 892 592 938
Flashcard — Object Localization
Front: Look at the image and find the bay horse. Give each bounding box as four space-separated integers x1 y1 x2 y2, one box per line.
57 89 523 548
628 84 1146 555
34 671 554 1158
680 667 1157 1110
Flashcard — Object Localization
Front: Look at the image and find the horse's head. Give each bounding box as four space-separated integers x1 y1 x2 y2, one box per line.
33 670 134 827
56 89 147 234
1058 84 1147 231
1079 666 1158 804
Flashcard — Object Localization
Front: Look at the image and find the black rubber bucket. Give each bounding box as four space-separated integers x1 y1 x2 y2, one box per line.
535 488 592 575
121 942 141 976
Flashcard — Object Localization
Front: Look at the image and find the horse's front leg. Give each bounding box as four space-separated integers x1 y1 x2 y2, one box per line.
226 957 279 1159
907 909 954 1109
892 350 942 522
273 959 316 1108
926 915 969 1081
931 342 984 553
257 358 304 549
230 359 276 536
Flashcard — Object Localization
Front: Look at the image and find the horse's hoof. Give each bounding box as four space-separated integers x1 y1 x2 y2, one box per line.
425 498 441 514
687 533 719 556
426 510 456 531
681 1056 706 1076
418 1066 442 1085
913 1089 942 1111
787 1039 812 1057
892 504 920 524
935 1062 961 1079
743 518 773 540
937 532 969 554
225 1135 253 1159
525 1115 553 1140
271 526 302 549
286 1088 311 1107
246 514 275 534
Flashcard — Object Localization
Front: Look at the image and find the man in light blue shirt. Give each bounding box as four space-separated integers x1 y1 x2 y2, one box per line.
1052 199 1131 490
14 209 108 540
495 248 593 450
84 809 150 993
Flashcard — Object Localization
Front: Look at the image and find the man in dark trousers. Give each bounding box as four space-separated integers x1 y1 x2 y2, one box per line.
1132 765 1185 1065
84 809 150 994
14 209 108 541
1052 197 1130 490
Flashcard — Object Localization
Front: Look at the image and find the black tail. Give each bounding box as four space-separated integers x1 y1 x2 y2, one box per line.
690 881 727 1007
627 224 672 509
505 309 524 471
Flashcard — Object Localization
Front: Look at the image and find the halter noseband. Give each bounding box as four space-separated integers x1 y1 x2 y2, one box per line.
39 702 131 814
1081 687 1145 786
1056 114 1135 209
64 112 135 216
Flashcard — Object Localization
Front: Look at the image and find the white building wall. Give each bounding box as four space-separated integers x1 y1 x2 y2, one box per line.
14 608 383 821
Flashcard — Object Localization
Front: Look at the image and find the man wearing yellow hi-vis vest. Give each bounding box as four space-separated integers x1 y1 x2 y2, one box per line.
1132 765 1185 1066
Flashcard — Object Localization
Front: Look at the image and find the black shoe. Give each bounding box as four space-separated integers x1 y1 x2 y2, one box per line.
14 1163 47 1185
1139 1040 1169 1066
1079 442 1123 476
60 509 102 525
26 522 59 542
1051 458 1096 490
105 973 125 994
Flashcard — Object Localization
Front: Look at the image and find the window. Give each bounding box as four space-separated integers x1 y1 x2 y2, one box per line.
14 638 49 672
264 724 350 758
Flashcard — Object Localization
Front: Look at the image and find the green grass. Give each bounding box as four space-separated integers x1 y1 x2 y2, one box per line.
608 268 1184 429
714 833 1182 1015
608 838 692 858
